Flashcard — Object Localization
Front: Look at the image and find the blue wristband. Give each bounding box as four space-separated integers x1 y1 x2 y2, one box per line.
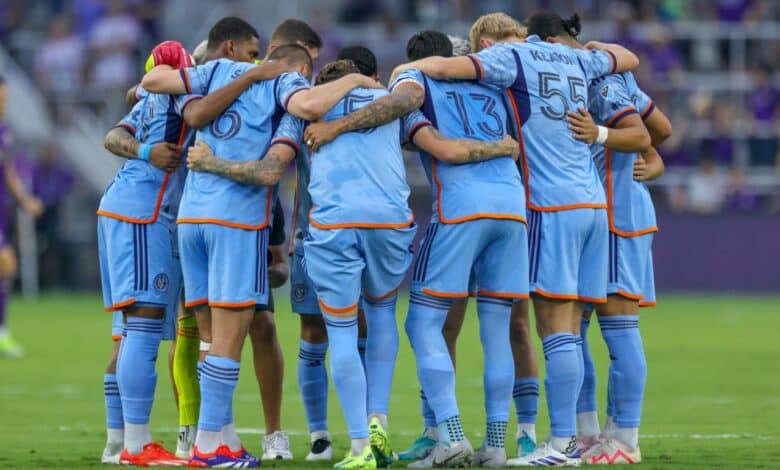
138 143 152 161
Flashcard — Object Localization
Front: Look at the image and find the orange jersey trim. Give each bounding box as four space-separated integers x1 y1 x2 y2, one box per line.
579 295 608 304
532 289 578 301
209 300 257 309
104 298 137 312
288 165 300 256
477 289 529 300
639 300 657 308
505 89 608 213
606 106 638 128
98 120 188 224
184 298 208 309
178 161 273 229
308 215 415 230
605 148 658 237
430 158 527 224
614 290 643 301
318 299 360 316
112 334 122 342
421 288 470 299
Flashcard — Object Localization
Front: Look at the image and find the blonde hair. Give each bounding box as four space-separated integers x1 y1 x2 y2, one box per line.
469 13 527 52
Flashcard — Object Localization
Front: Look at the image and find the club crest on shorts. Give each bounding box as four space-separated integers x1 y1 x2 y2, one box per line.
293 284 306 301
154 273 169 292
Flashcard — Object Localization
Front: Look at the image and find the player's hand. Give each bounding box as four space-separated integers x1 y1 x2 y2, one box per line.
187 140 218 172
584 40 610 51
147 40 192 72
567 108 599 144
503 135 520 161
247 60 288 82
352 73 384 90
22 197 44 218
268 261 289 288
149 142 182 172
304 121 341 153
633 154 649 181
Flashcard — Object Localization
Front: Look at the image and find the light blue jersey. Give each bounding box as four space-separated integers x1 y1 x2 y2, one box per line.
470 37 615 210
98 86 193 222
308 88 414 229
390 69 525 223
176 59 309 228
588 72 657 236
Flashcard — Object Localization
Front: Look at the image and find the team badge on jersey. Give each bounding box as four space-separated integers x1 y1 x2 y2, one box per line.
293 284 306 302
154 273 169 292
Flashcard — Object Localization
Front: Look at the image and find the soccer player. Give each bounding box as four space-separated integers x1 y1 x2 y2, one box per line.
97 43 194 466
556 20 671 463
142 44 379 467
391 11 640 466
247 19 322 461
304 50 526 466
188 58 517 469
0 76 44 359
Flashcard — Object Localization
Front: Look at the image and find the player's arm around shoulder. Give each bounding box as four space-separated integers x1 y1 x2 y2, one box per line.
187 140 297 186
286 73 382 121
304 81 425 153
413 126 520 164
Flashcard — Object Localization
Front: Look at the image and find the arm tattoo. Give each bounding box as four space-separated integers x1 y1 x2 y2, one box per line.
338 84 424 133
427 127 512 162
206 150 289 186
104 127 140 159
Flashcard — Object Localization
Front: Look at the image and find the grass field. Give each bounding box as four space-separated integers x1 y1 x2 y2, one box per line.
1 293 779 469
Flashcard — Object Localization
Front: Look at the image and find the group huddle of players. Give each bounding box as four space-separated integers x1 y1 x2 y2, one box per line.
97 10 672 469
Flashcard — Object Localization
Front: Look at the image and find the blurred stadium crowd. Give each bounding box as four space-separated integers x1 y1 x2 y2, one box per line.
0 0 778 289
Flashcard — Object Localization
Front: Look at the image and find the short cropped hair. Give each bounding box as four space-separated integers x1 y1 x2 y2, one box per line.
337 46 377 77
406 30 452 61
447 35 472 56
270 19 322 49
207 16 259 51
315 60 360 85
469 13 526 52
268 43 313 70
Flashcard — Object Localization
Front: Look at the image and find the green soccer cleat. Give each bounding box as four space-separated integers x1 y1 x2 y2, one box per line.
334 446 376 469
368 417 394 467
397 429 437 461
0 333 23 359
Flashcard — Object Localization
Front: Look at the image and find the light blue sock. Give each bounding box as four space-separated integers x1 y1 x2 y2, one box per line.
577 318 598 413
298 339 329 432
324 314 368 439
198 355 239 432
599 315 646 428
116 317 163 425
513 377 539 424
542 333 580 437
357 338 367 372
405 292 459 427
364 295 399 416
104 373 124 430
420 389 436 428
477 296 513 426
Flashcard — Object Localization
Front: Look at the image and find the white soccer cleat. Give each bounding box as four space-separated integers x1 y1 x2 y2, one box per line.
506 441 580 467
581 438 641 465
100 441 122 464
305 431 333 461
577 434 600 457
262 430 293 460
408 439 474 468
471 445 507 468
175 424 197 459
